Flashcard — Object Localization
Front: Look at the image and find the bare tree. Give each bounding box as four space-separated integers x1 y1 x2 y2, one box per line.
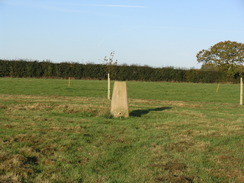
104 51 118 100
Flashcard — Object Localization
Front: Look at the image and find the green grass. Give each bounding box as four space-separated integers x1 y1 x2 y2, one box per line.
0 78 243 182
0 78 241 103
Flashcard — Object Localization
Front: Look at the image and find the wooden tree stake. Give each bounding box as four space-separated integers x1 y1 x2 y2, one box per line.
216 84 220 93
240 77 243 105
68 77 71 88
108 73 110 100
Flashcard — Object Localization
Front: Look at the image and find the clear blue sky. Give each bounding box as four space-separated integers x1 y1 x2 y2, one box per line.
1 0 244 68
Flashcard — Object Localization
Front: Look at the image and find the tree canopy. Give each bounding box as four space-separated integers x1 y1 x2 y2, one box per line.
197 41 244 76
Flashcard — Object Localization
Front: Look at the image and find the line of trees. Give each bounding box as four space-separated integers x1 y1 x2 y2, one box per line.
0 59 242 83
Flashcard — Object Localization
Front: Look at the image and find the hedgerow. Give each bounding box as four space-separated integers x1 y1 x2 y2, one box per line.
0 59 240 83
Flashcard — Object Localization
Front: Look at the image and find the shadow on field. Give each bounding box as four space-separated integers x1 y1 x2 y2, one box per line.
130 107 171 117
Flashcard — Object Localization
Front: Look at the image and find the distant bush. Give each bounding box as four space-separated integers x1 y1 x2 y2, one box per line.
0 59 241 83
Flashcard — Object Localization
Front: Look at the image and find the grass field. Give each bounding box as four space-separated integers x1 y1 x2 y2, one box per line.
0 78 243 183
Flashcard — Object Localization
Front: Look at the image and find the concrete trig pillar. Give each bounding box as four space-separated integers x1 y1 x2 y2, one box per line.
111 81 129 117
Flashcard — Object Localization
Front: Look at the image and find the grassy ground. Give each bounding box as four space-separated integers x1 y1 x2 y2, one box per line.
0 78 243 183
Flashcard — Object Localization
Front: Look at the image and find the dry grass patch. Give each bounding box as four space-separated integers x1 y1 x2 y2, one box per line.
44 126 82 133
2 94 110 119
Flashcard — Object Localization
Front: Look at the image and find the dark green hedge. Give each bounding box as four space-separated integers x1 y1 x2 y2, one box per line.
0 59 240 83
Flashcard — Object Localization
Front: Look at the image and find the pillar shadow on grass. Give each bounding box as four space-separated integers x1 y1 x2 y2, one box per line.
130 107 172 117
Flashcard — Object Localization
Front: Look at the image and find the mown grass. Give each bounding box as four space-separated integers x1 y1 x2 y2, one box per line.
0 78 243 183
